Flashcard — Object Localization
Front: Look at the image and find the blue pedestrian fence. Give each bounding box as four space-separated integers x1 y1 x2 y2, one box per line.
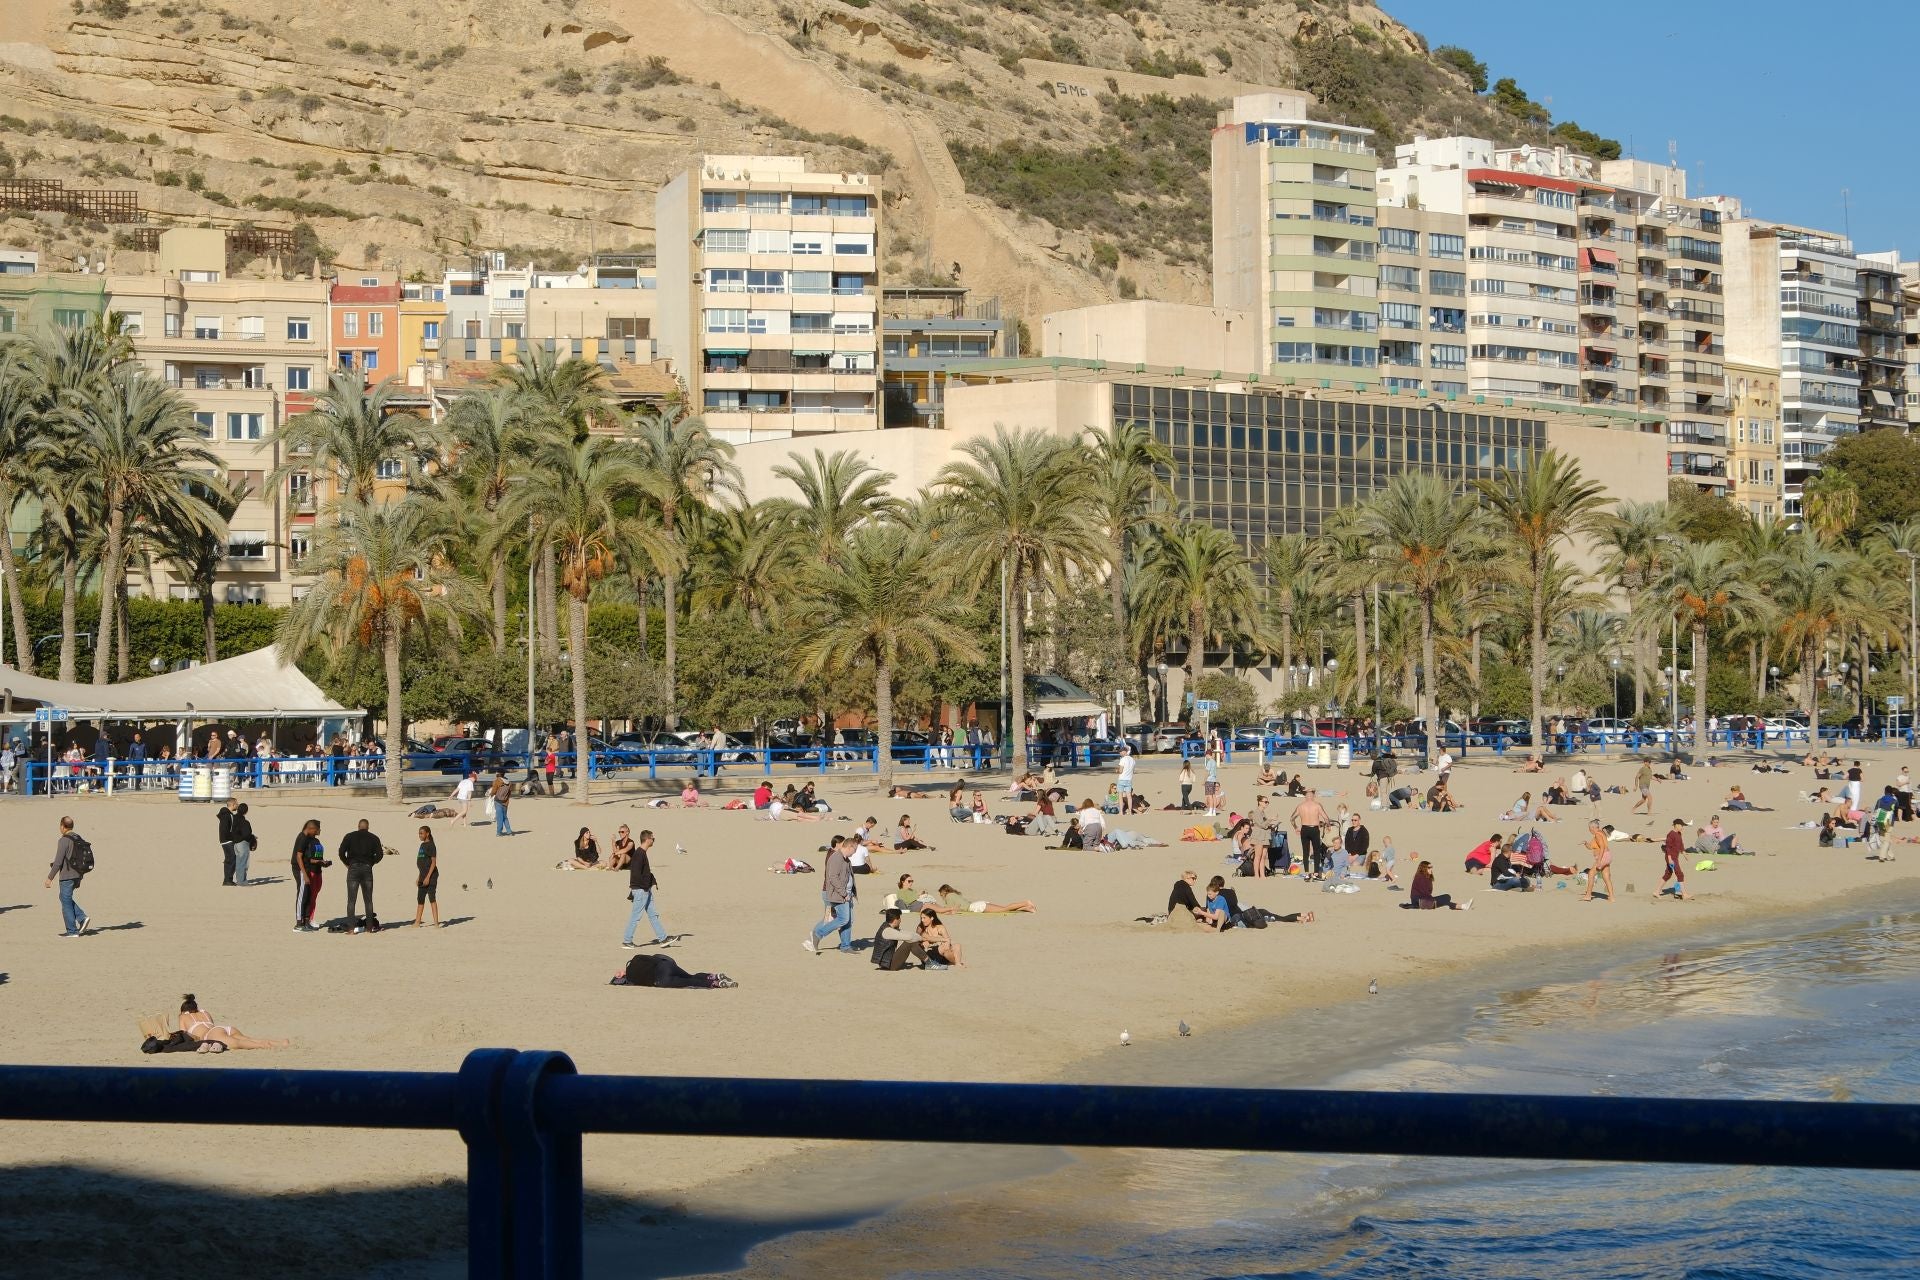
4 1050 1920 1279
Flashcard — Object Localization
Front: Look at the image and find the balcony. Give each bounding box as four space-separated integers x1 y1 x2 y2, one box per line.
1669 457 1729 478
1581 363 1621 379
1638 365 1669 382
1310 243 1377 261
1579 295 1617 315
290 490 316 515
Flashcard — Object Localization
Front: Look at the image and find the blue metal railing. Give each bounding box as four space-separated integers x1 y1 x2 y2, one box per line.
5 1049 1920 1279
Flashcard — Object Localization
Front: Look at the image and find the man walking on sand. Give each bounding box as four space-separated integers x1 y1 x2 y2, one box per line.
339 818 385 932
490 772 515 837
1660 818 1690 900
803 835 855 954
1293 792 1329 881
621 829 670 950
45 815 92 938
1632 759 1654 816
1116 744 1135 809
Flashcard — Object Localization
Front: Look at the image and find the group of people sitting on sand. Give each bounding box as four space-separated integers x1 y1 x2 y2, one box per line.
1161 869 1314 931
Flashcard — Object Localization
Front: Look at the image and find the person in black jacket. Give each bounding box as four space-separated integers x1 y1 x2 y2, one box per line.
620 829 669 948
217 797 240 886
230 802 257 886
292 819 327 931
612 953 736 988
338 818 385 933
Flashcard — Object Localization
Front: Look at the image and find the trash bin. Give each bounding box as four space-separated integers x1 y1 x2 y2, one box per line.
1336 742 1353 769
191 765 213 801
210 765 233 802
177 766 196 801
1308 740 1331 769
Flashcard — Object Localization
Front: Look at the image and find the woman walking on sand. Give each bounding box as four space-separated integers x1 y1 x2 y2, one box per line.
1582 818 1613 903
413 825 441 928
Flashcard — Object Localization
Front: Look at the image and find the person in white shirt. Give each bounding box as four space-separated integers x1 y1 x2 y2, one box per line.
1116 745 1135 806
1075 798 1105 844
1434 750 1454 779
451 771 476 821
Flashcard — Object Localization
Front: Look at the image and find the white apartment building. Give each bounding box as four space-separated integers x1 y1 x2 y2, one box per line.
656 155 881 441
1719 204 1864 521
1212 92 1382 387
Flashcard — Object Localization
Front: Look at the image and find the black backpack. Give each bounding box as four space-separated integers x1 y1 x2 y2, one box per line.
67 834 95 876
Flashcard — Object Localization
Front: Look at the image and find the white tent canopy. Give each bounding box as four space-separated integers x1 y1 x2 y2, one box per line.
0 647 360 720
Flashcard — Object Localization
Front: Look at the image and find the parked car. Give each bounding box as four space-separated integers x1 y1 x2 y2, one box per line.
1582 717 1636 742
1468 718 1532 746
423 737 517 774
1761 716 1805 741
606 731 696 766
1228 725 1268 751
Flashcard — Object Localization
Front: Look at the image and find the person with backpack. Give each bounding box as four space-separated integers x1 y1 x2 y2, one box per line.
338 818 386 933
45 815 93 938
218 796 242 886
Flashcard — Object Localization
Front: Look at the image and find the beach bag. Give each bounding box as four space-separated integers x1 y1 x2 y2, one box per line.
484 795 496 819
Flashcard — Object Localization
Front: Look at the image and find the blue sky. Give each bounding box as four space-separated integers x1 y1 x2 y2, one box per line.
1382 0 1918 256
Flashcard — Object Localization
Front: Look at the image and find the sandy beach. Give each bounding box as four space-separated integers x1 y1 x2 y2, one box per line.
3 745 1916 1275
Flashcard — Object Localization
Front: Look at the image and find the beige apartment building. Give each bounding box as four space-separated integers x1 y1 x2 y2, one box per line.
1726 358 1782 520
1211 92 1382 388
656 155 882 442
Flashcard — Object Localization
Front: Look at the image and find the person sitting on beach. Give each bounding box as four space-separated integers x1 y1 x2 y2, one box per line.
559 826 602 870
938 884 1036 914
888 873 933 910
606 825 636 872
917 908 965 967
1075 798 1105 845
1023 793 1060 838
1059 816 1084 849
797 782 831 814
1723 785 1764 812
1489 846 1532 891
1124 791 1152 815
971 791 992 824
680 782 705 808
1514 755 1545 773
1695 815 1745 855
1668 759 1690 781
1256 762 1278 786
1285 774 1309 798
1544 778 1572 805
1463 833 1502 874
894 814 932 851
1203 874 1312 928
1502 791 1548 823
1427 778 1459 812
177 993 289 1050
1368 835 1400 884
1005 772 1038 800
1200 876 1236 930
871 907 936 971
751 780 773 810
948 786 971 822
1406 860 1471 911
1167 870 1206 923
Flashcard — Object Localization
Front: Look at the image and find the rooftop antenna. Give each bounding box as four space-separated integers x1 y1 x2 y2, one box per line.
1841 188 1852 242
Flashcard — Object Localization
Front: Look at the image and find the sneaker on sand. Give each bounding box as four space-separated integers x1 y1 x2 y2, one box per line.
76 914 91 935
621 941 636 949
801 937 817 953
1460 898 1475 911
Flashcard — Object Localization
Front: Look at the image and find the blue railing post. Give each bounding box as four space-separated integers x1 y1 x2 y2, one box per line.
504 1050 582 1280
460 1047 518 1280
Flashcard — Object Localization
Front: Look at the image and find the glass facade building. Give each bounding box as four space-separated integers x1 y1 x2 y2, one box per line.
1113 382 1544 545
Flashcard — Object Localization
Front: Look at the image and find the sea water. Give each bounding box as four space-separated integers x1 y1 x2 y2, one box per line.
797 909 1920 1280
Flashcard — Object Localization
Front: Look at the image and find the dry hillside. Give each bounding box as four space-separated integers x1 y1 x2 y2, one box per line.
0 0 1606 317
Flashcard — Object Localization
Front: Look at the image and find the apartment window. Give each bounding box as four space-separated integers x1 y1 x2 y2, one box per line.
192 411 214 438
53 307 91 329
368 312 385 336
224 534 267 563
790 194 827 216
746 269 786 294
362 349 379 370
0 308 12 334
1431 344 1468 370
243 366 267 389
700 191 741 213
421 321 440 341
826 195 871 217
289 532 310 563
501 324 522 340
748 229 789 254
706 268 747 292
791 270 830 294
705 308 748 334
832 236 873 256
507 289 526 301
226 412 264 441
289 472 311 503
116 312 144 337
238 315 265 340
1535 189 1575 210
605 317 648 340
1763 423 1774 444
1764 465 1775 485
181 269 220 283
1380 265 1419 292
1379 227 1418 255
831 312 873 334
745 192 783 213
164 313 182 338
342 312 359 338
703 228 747 253
376 459 405 480
192 316 222 339
790 235 826 257
790 312 831 333
1380 302 1421 330
287 317 311 340
338 351 356 371
1428 233 1465 260
1431 271 1467 296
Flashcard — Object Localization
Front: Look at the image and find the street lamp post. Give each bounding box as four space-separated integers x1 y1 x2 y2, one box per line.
1156 662 1169 725
1610 656 1621 722
1900 550 1919 722
1371 582 1382 753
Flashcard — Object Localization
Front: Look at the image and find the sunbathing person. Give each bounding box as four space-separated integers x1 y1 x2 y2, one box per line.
1514 755 1545 773
917 908 966 967
938 883 1036 913
610 954 738 988
889 784 928 800
178 993 288 1050
1202 875 1312 928
1102 826 1167 849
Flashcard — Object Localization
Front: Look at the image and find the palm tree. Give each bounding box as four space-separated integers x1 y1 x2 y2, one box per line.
155 475 250 664
275 373 440 503
1356 473 1486 764
767 448 901 562
1770 535 1863 745
63 368 225 683
933 427 1105 765
444 386 534 652
507 437 671 801
628 406 740 725
1602 500 1676 717
0 344 51 671
788 523 983 793
275 496 473 800
1477 450 1611 750
1261 532 1321 702
1084 421 1173 630
1131 522 1263 702
1802 470 1860 545
1639 540 1770 756
31 468 92 683
1318 509 1381 708
692 503 790 626
1865 521 1920 706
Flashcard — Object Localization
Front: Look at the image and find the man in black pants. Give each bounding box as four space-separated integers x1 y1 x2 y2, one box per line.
217 797 239 886
338 818 385 933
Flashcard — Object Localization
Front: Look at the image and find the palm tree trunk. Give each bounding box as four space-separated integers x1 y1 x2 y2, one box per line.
1279 603 1294 698
1187 605 1206 708
1008 579 1029 771
201 590 217 665
634 573 650 656
490 547 507 654
1351 594 1367 704
0 528 34 674
1633 629 1647 717
1805 638 1821 745
1529 577 1546 750
875 658 894 793
1692 621 1709 757
1108 530 1126 632
537 544 559 661
570 591 590 804
663 570 680 729
116 580 131 680
58 551 78 683
92 506 126 685
383 626 404 802
1421 594 1439 765
1469 627 1483 719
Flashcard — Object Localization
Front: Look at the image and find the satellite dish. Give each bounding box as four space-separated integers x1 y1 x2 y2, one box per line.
74 255 88 269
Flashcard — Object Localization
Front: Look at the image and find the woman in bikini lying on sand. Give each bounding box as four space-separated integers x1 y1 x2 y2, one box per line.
178 993 289 1050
